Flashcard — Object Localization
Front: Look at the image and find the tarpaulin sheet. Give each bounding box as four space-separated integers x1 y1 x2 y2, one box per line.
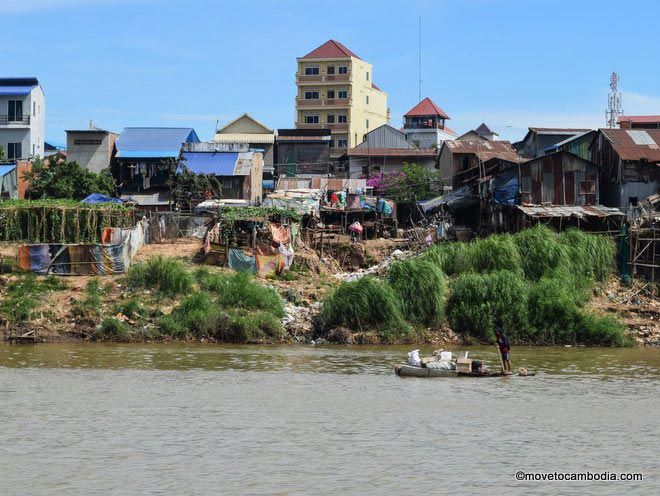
270 223 291 244
81 193 124 204
417 186 478 214
492 168 519 206
17 220 146 275
227 248 257 274
256 254 284 277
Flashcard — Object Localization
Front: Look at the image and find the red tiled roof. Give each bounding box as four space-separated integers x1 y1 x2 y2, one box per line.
618 115 660 124
445 140 520 162
404 97 450 119
347 148 436 157
600 128 660 162
301 40 361 60
443 126 457 136
371 83 381 91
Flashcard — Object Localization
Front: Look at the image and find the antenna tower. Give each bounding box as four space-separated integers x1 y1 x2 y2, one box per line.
418 17 422 101
606 71 623 128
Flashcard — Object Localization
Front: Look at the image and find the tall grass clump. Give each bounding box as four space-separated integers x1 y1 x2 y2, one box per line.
422 242 470 276
512 224 565 280
217 309 284 343
320 276 411 341
467 234 523 274
209 271 285 317
559 228 615 282
447 270 529 342
125 255 193 296
389 258 445 326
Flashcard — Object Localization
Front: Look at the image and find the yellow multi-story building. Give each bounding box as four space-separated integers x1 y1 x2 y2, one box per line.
295 39 389 159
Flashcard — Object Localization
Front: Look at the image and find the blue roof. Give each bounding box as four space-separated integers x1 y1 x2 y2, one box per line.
81 193 124 205
0 86 36 96
0 164 17 177
116 127 199 158
181 152 238 175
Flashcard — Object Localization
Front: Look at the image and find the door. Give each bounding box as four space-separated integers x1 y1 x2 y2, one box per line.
8 100 23 122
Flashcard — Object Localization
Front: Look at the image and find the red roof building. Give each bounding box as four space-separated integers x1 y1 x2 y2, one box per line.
404 97 450 119
618 115 660 130
301 40 362 60
402 97 454 149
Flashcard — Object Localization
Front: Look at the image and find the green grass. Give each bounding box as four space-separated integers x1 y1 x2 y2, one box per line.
320 276 411 342
389 258 445 326
0 273 67 322
94 317 132 341
125 256 193 296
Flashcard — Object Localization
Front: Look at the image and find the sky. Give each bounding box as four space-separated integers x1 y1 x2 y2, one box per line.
4 0 660 144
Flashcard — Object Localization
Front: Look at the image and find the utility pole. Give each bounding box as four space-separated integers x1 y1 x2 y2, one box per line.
418 16 422 102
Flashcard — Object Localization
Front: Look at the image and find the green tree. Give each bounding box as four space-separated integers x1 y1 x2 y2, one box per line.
170 160 222 211
380 163 443 203
23 157 117 200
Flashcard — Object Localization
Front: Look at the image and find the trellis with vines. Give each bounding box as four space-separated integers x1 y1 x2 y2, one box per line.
0 200 134 244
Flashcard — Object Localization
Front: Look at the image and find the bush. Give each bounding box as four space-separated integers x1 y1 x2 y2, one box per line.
320 276 411 341
574 313 630 346
217 308 284 343
512 225 565 280
447 271 529 342
214 271 285 318
467 235 523 274
95 317 131 341
422 242 470 276
160 291 219 339
527 276 582 343
559 228 615 282
0 273 67 322
389 258 445 326
125 256 193 296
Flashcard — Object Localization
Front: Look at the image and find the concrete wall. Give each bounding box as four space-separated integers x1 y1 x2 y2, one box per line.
0 85 45 159
66 131 117 173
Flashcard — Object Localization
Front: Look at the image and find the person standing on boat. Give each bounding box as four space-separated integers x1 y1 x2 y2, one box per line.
495 329 512 375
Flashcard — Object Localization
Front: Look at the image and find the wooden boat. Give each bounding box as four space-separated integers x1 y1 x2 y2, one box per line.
395 364 508 378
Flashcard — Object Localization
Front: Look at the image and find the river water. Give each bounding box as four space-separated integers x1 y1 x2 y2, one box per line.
0 344 658 495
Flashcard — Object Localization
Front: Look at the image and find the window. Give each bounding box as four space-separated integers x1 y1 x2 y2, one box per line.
74 139 103 146
338 66 348 74
366 119 369 128
337 139 348 148
33 102 36 116
366 95 369 104
327 114 335 124
327 66 335 75
326 90 335 99
304 90 319 100
338 90 348 99
304 115 319 124
366 72 369 81
338 114 347 123
8 100 23 121
304 66 319 75
7 142 22 159
329 139 335 148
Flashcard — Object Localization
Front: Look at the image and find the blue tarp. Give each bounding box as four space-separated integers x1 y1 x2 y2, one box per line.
492 168 519 206
81 193 124 204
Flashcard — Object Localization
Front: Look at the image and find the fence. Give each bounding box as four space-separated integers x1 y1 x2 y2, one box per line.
148 212 210 243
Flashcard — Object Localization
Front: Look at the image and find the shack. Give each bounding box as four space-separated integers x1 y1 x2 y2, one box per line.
203 207 298 277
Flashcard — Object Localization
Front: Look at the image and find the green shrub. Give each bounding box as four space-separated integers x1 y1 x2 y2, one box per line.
574 312 630 346
95 317 131 341
320 276 411 340
0 273 67 322
114 297 143 318
214 271 285 318
217 308 284 343
527 276 582 343
559 228 615 282
467 234 523 274
447 270 529 342
389 258 445 326
512 224 565 280
160 291 220 339
125 256 193 296
422 242 470 276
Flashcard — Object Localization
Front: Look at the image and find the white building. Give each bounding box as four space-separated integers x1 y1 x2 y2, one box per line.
402 97 456 149
0 78 45 160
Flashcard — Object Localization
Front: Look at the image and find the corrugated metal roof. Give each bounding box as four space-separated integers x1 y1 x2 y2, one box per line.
445 140 519 162
276 135 331 142
475 123 495 134
618 115 660 124
348 148 436 157
356 124 415 150
404 97 450 119
216 113 273 135
300 40 361 59
116 150 181 158
528 127 592 134
181 152 238 176
0 86 36 96
0 164 17 177
544 130 595 152
600 128 660 162
213 133 274 144
516 205 624 218
120 191 171 205
116 127 199 155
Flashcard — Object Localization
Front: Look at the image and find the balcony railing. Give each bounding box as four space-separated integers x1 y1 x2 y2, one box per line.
295 122 348 131
330 147 348 156
296 97 351 108
296 73 351 84
0 115 30 125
